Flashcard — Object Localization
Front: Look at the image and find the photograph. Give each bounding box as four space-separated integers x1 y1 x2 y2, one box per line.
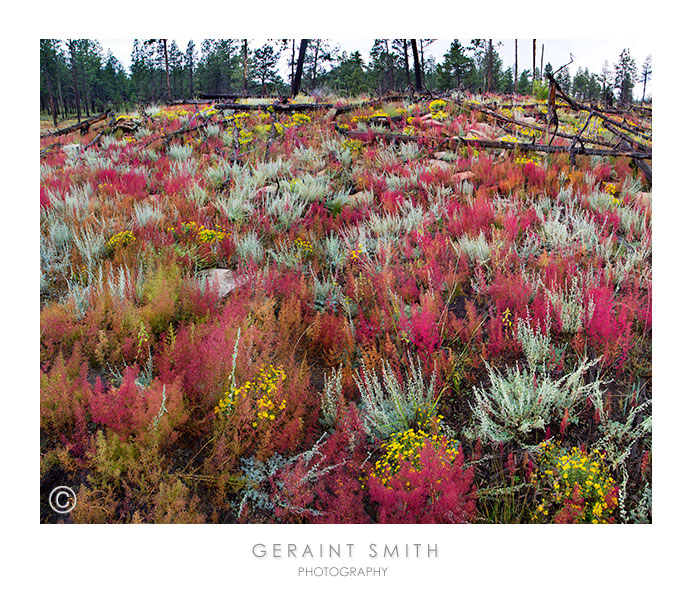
20 8 690 586
39 37 653 526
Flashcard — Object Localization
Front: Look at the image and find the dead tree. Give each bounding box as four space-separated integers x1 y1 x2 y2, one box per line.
68 40 81 123
410 39 423 92
291 39 309 97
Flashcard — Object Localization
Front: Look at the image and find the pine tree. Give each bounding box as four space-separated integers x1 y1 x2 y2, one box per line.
251 43 280 94
184 41 196 97
614 48 637 105
40 40 59 126
392 40 411 87
437 40 473 90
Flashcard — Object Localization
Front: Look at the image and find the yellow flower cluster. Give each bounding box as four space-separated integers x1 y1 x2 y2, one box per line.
106 230 135 251
255 122 285 135
501 307 512 329
158 107 192 121
198 228 227 243
291 113 312 125
518 127 542 140
530 441 618 523
351 114 370 123
429 99 447 113
238 129 254 145
226 112 250 123
199 105 218 118
214 364 287 428
515 154 541 166
294 237 313 256
350 243 363 261
431 110 449 121
167 221 227 243
403 125 417 136
368 420 457 488
343 139 364 155
604 183 618 195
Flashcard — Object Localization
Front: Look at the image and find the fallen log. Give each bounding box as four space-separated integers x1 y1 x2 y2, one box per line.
215 101 333 112
336 128 652 159
212 94 409 116
602 126 652 185
40 141 62 157
40 111 111 139
460 101 617 148
602 120 651 150
334 94 408 114
142 118 218 149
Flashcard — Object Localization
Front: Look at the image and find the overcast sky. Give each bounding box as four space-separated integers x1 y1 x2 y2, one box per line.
98 38 652 97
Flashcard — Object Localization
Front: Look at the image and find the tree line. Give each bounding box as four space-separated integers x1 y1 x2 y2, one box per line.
40 39 652 125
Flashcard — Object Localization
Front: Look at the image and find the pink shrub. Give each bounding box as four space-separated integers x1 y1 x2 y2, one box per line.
400 305 441 361
367 441 476 524
88 368 186 440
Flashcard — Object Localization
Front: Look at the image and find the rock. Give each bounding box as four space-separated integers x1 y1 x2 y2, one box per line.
433 151 457 162
516 116 540 127
634 191 651 209
452 171 475 184
254 184 277 196
426 159 453 170
198 269 249 300
468 122 501 140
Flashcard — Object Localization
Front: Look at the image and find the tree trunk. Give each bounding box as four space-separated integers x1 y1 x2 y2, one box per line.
419 40 426 85
410 39 422 91
291 39 309 97
68 41 81 122
163 39 172 102
487 40 494 92
514 39 518 94
402 40 411 86
55 63 65 120
532 39 536 82
41 50 58 127
384 40 394 91
79 56 90 118
540 44 544 78
243 40 248 96
290 40 295 90
311 39 321 89
641 72 648 103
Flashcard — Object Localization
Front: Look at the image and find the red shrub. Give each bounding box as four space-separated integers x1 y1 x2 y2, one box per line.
40 351 93 457
367 441 476 523
88 368 186 440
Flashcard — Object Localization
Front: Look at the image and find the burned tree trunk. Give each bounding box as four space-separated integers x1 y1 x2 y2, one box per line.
41 48 58 127
68 40 81 123
291 39 309 98
163 39 172 102
410 39 422 92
